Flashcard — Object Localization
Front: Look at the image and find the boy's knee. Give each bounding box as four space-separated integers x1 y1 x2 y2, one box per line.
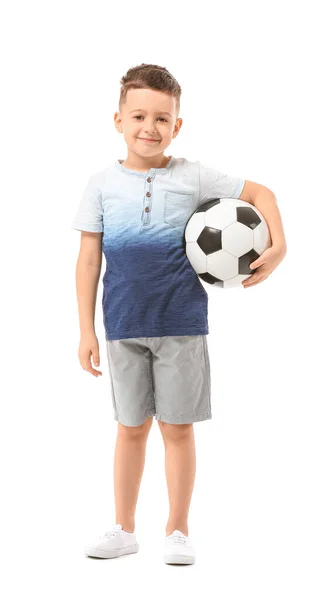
158 421 193 441
118 416 153 438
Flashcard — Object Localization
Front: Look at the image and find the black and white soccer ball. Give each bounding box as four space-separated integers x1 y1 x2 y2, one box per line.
184 198 271 288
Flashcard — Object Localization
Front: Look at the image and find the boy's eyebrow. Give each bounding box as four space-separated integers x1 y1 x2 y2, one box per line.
129 109 172 116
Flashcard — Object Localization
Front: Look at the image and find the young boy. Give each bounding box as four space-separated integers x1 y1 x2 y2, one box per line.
71 63 287 565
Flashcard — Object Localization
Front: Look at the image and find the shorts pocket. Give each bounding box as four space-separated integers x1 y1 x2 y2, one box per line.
164 192 193 227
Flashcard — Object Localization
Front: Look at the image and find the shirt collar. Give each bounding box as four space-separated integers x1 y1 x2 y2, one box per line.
114 155 174 177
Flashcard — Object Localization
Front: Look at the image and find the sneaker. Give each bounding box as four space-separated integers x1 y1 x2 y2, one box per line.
164 529 195 565
84 524 139 559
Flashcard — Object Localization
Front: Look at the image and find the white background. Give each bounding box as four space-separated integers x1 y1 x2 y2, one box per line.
1 0 327 598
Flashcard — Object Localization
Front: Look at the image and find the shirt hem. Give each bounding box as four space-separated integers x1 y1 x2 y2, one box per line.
105 324 209 341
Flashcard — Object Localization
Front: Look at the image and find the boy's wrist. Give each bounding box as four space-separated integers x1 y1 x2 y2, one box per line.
80 327 96 336
272 241 287 255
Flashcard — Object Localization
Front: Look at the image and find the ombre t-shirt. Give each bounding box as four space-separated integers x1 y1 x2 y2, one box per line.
71 156 245 340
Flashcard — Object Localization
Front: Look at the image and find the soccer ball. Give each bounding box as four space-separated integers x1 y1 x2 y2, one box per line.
183 198 271 288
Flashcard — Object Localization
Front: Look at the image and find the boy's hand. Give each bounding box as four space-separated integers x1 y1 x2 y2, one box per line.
78 332 103 377
242 244 287 288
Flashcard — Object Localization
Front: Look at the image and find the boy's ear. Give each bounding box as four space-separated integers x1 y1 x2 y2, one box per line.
113 112 123 132
173 117 183 138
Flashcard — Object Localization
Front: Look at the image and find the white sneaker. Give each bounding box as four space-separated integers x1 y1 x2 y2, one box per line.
164 529 195 565
84 524 139 559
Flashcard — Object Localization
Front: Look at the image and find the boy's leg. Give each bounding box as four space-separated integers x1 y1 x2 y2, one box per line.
157 422 196 537
114 416 153 533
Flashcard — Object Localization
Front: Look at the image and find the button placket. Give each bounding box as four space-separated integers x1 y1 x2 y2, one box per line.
143 174 153 225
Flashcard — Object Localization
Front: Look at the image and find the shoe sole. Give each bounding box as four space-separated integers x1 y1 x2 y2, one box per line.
84 543 139 559
164 554 195 565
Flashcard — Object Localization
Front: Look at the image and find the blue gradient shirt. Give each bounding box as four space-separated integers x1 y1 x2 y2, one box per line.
71 156 245 340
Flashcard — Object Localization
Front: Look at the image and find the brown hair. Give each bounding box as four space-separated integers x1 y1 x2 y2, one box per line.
119 63 182 118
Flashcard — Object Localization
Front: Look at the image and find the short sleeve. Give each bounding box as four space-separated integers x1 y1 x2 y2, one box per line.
71 173 104 232
198 161 245 206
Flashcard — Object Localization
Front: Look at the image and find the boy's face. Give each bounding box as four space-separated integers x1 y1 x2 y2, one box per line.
114 88 182 157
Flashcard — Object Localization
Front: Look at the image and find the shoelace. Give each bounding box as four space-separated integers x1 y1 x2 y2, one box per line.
103 529 119 538
169 534 187 545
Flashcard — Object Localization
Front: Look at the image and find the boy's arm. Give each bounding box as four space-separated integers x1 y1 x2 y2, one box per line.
238 180 287 252
75 231 103 335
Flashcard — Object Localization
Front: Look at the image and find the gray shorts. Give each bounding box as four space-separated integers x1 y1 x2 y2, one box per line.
105 335 212 427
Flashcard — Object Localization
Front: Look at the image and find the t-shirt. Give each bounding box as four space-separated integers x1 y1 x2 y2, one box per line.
71 156 245 340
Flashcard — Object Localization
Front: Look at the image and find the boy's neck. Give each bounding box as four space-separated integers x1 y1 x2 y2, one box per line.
120 152 171 172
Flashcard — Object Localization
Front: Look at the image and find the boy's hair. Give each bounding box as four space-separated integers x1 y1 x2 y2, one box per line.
119 63 182 118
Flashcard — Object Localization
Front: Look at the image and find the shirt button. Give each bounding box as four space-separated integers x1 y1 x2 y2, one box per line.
147 177 152 182
146 191 151 197
145 207 150 212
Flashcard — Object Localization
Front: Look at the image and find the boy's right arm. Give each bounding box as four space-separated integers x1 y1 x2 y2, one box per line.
75 231 103 377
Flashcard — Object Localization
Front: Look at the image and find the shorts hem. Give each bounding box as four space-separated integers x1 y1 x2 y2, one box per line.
155 410 212 424
113 410 156 427
113 410 212 426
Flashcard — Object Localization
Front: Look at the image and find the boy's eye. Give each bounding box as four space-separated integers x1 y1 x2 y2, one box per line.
133 116 167 122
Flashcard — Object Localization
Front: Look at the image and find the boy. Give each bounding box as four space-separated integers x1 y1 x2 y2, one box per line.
71 63 287 565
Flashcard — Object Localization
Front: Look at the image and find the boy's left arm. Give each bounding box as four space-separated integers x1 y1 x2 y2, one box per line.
238 181 287 288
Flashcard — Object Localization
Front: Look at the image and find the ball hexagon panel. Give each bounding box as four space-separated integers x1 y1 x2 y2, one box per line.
204 202 237 230
207 250 239 280
222 221 254 257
